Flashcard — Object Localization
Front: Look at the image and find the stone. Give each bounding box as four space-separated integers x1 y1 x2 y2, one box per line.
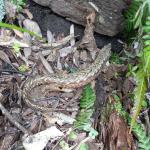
32 0 127 36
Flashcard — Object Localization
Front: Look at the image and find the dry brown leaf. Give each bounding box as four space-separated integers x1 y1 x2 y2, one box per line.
23 19 42 37
73 50 79 67
23 9 33 19
23 47 32 59
57 56 62 70
108 112 135 150
59 46 74 58
47 50 58 62
47 30 55 45
13 29 24 38
23 33 32 58
0 37 29 47
79 12 97 53
39 52 54 74
70 24 75 47
0 51 12 65
80 50 88 62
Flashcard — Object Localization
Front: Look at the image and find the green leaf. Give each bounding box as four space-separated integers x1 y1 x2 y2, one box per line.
68 131 77 140
142 34 150 39
59 140 69 150
79 84 96 109
144 46 150 50
12 43 21 54
143 50 150 74
18 65 28 72
10 0 26 11
88 128 98 139
0 22 42 40
130 69 147 131
143 25 150 32
79 143 89 150
73 84 96 130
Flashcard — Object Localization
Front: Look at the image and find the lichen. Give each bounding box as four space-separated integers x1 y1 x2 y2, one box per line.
0 0 5 21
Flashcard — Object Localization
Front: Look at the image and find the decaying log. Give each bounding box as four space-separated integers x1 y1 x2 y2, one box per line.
32 0 127 36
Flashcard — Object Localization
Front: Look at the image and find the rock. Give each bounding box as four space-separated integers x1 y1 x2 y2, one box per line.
32 0 127 36
28 0 124 53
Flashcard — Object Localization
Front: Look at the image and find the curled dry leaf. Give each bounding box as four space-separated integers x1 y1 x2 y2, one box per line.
79 12 97 53
108 112 135 150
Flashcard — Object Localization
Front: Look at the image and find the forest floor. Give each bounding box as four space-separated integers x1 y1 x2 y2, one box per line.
0 1 148 150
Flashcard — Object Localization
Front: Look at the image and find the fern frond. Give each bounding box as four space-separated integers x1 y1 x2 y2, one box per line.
132 122 150 150
79 84 96 109
73 84 96 130
143 16 150 74
124 0 142 32
124 0 149 32
127 1 150 130
130 69 147 130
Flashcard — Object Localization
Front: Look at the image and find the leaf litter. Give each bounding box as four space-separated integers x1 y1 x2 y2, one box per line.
0 4 137 150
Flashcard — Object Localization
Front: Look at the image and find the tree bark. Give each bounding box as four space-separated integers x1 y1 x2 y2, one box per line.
32 0 127 36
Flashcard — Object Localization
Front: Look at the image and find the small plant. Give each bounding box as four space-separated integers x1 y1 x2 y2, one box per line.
124 0 150 130
73 84 98 141
131 122 150 150
73 84 96 129
10 0 26 11
112 93 127 120
126 64 138 77
109 53 122 64
18 64 28 72
12 42 21 54
124 0 147 32
59 140 70 150
112 93 150 149
79 143 89 150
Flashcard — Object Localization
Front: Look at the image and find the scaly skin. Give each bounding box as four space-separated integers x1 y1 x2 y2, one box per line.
22 44 111 112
